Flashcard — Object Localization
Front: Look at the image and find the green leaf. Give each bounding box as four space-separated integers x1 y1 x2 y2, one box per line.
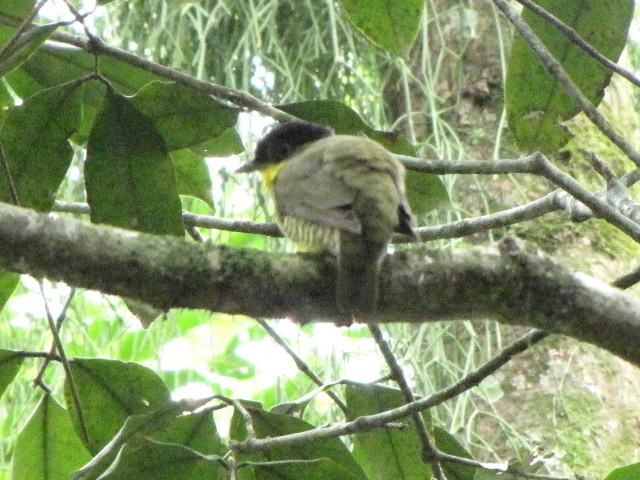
152 410 226 480
505 0 634 153
0 0 35 17
65 358 171 454
172 149 214 209
7 42 159 99
345 382 432 480
0 271 19 312
337 0 423 55
85 89 184 236
73 400 215 480
252 458 361 480
73 400 227 480
433 426 476 480
279 100 449 215
189 127 244 157
131 81 239 151
96 436 218 480
12 395 92 480
231 405 368 480
0 23 59 77
0 80 81 211
0 349 22 399
604 463 640 480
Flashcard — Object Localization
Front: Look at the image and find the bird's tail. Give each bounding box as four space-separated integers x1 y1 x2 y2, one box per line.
336 233 386 318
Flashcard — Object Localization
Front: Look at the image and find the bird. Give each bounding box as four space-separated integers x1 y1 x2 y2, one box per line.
236 120 415 319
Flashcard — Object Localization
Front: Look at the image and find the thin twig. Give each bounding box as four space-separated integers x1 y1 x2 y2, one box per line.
532 153 640 243
217 395 256 440
414 193 558 241
436 450 570 480
612 265 640 289
33 287 76 389
37 281 90 445
256 318 347 413
0 147 19 205
513 0 640 90
0 12 295 122
0 0 48 60
231 329 550 453
368 324 445 479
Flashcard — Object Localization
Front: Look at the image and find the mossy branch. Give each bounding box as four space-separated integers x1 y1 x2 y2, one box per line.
1 201 640 366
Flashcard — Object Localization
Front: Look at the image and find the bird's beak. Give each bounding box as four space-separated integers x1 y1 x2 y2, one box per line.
235 161 258 174
233 160 258 173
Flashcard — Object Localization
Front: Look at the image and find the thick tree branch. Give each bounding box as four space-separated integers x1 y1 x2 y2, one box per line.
1 202 640 366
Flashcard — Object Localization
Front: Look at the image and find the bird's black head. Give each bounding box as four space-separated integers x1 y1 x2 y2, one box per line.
237 121 334 173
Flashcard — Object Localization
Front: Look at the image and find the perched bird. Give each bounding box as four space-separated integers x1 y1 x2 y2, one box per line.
237 121 415 318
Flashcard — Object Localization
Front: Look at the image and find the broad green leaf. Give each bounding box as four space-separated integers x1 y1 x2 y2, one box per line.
172 149 214 208
7 43 159 100
0 0 35 17
97 436 219 480
337 0 422 55
131 81 239 151
505 0 634 153
5 42 160 142
279 100 449 215
85 89 184 236
604 463 640 480
252 458 361 480
0 81 73 314
189 127 244 157
0 349 22 398
433 426 476 480
65 358 171 454
345 382 432 480
73 400 213 480
230 404 367 480
0 23 59 77
0 271 19 312
0 81 80 211
12 395 91 480
152 410 226 480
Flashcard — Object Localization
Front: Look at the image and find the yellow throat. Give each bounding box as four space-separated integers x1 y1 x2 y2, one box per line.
258 162 285 196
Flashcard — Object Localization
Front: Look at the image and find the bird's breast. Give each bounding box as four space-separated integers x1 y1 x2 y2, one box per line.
280 215 340 254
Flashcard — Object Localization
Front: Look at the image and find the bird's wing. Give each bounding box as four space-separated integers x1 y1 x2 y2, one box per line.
274 135 415 236
273 139 362 234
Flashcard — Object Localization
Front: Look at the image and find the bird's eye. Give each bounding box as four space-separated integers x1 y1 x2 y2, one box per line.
279 143 293 157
